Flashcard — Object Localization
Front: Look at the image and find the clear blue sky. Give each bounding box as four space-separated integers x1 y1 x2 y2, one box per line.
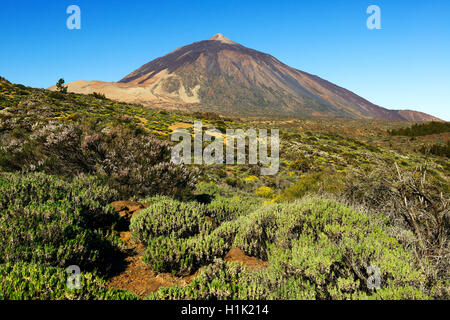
1 0 449 120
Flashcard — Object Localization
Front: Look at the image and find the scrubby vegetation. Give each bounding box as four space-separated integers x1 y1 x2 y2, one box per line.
0 172 120 272
0 262 137 300
420 141 450 158
56 78 68 94
0 119 197 199
389 121 450 137
148 199 431 300
0 78 448 300
142 234 228 275
130 198 211 243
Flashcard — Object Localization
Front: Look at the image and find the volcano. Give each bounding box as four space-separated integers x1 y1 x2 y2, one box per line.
55 34 440 121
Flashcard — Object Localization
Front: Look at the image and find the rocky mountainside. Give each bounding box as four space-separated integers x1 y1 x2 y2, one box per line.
53 34 441 121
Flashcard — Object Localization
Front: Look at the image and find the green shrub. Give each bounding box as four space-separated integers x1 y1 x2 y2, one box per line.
209 219 241 245
196 182 224 196
130 198 212 245
277 172 323 200
0 172 120 272
342 164 449 297
232 209 278 260
195 182 236 198
206 196 259 223
48 91 66 100
146 259 251 300
260 199 427 298
224 176 242 188
0 262 138 300
0 121 198 200
277 171 344 201
388 122 450 137
419 141 450 158
149 199 429 300
90 92 107 100
254 186 274 198
143 235 228 276
143 236 195 275
133 196 254 275
0 172 118 229
289 157 312 172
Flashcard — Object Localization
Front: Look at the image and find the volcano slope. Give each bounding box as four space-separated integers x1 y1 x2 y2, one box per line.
52 34 440 121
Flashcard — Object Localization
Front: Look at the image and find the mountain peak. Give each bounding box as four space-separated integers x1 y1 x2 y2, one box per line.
62 35 440 121
208 33 237 44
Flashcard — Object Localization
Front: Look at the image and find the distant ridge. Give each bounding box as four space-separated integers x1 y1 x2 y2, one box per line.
51 34 441 121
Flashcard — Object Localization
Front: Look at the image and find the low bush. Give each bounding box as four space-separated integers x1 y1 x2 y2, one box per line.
0 172 117 229
133 196 248 275
146 259 251 300
289 157 312 172
130 198 212 245
342 163 449 297
143 235 228 276
419 141 450 158
0 262 138 300
232 209 278 260
254 186 274 198
0 172 120 273
276 171 344 202
206 195 259 224
0 121 198 199
208 219 241 245
90 92 107 99
195 182 236 198
388 122 450 137
148 199 430 300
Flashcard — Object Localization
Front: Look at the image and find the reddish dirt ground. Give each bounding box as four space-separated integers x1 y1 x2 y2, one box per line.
106 236 189 298
224 248 268 271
